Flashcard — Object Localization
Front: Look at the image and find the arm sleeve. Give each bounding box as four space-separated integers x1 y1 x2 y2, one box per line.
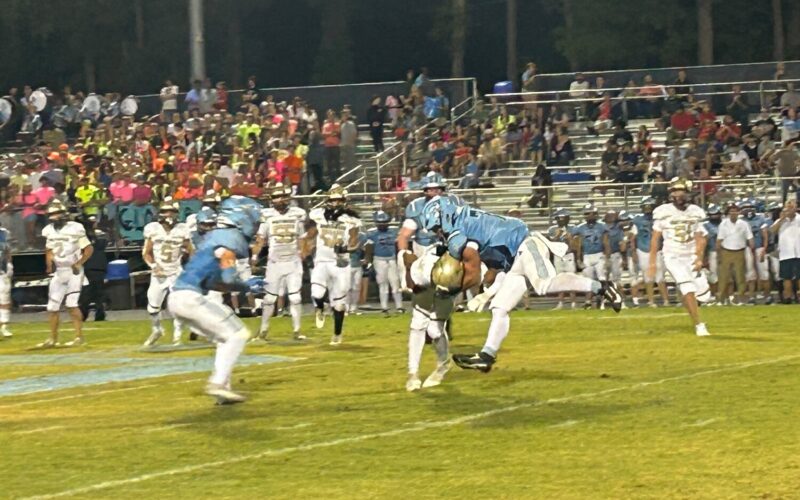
447 232 468 259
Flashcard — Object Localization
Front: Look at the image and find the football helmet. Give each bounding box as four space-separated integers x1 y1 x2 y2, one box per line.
217 195 263 241
158 202 179 226
270 183 292 212
431 252 464 295
373 210 392 227
47 200 68 228
421 172 446 193
421 196 461 235
196 206 217 234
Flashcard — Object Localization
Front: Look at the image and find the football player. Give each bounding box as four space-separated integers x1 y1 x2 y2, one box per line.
649 178 710 336
741 199 770 304
546 208 578 310
251 183 307 341
403 248 458 391
765 201 782 303
0 223 13 338
365 210 404 315
347 231 367 315
703 204 722 300
307 184 361 345
143 203 193 347
573 204 610 309
421 197 622 372
605 209 627 309
630 197 670 307
37 201 94 348
169 196 265 404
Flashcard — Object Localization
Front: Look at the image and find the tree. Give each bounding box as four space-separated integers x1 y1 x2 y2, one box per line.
697 0 713 65
506 0 518 83
772 0 785 60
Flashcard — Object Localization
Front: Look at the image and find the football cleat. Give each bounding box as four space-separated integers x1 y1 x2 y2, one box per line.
205 383 246 404
452 351 495 373
695 323 711 337
1 325 12 338
35 338 58 349
143 329 163 347
294 332 307 341
599 281 622 313
406 374 422 392
329 334 342 346
396 308 406 314
422 360 450 388
315 309 326 329
382 309 390 317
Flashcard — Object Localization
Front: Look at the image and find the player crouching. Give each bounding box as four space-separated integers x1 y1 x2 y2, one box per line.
649 178 712 336
168 196 266 404
404 248 458 391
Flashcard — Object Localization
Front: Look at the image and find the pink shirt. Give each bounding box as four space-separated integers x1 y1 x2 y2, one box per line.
32 186 55 212
109 181 135 203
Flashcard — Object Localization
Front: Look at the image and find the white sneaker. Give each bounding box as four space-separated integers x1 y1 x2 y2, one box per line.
552 302 563 310
205 383 246 404
620 302 628 310
406 373 422 392
294 332 307 341
570 302 577 310
1 325 12 338
63 337 85 347
329 334 342 346
315 309 326 329
143 329 163 347
422 361 450 388
599 302 606 310
695 323 711 337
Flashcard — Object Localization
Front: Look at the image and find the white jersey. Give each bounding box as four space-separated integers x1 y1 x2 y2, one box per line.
309 208 362 263
257 206 307 262
43 221 91 268
652 203 706 257
144 222 190 275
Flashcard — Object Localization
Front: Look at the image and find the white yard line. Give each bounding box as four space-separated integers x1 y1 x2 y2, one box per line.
144 423 193 433
681 418 719 428
548 419 581 429
19 353 800 500
275 422 312 431
12 425 65 435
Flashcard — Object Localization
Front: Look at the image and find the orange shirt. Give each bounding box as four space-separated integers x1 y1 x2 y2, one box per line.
284 155 304 185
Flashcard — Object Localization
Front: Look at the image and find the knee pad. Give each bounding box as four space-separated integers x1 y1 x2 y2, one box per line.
288 292 302 305
311 283 327 300
677 280 697 296
331 298 347 312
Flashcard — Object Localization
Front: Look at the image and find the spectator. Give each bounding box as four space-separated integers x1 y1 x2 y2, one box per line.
770 200 800 303
306 127 325 191
638 74 666 118
549 131 574 166
716 203 753 305
214 81 228 112
74 176 104 218
772 141 800 202
322 110 341 182
414 67 434 97
781 107 800 144
521 62 538 107
159 79 179 118
780 82 800 110
366 96 387 152
184 79 202 112
568 73 590 119
457 153 481 189
726 85 750 131
241 76 260 109
78 216 109 321
16 182 40 249
667 104 697 143
200 77 216 114
673 68 693 98
527 163 551 208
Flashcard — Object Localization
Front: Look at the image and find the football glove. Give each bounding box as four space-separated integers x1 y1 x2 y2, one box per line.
466 292 491 313
245 277 267 294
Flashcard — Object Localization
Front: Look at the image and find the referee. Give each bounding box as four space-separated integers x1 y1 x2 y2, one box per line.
716 203 754 305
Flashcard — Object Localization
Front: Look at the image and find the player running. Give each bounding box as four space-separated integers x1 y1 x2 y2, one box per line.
421 197 623 372
251 184 307 341
307 184 361 345
0 224 13 339
649 178 711 336
37 201 94 348
365 210 404 315
168 196 266 404
143 203 193 347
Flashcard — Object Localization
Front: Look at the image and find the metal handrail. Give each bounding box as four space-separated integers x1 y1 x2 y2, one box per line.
525 59 799 79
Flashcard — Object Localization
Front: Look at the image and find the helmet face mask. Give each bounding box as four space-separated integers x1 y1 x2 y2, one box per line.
669 189 689 210
272 194 290 212
373 210 391 231
49 210 67 229
423 186 444 200
159 207 178 226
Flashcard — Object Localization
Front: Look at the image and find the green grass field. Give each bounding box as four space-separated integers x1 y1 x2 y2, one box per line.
2 306 799 500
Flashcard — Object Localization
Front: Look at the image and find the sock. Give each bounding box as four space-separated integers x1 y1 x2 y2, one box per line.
432 331 449 365
260 300 275 331
482 308 510 357
0 308 9 324
408 328 426 374
313 297 325 311
544 273 597 294
290 303 301 332
333 309 345 336
150 312 161 331
172 318 183 342
209 329 248 386
393 291 403 309
379 284 389 310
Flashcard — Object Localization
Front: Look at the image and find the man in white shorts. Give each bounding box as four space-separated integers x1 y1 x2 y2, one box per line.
630 197 670 307
307 184 361 345
649 178 710 336
573 204 610 309
547 208 578 310
702 204 722 300
37 201 94 348
741 199 770 304
365 210 404 314
143 203 193 346
347 232 367 314
251 184 307 341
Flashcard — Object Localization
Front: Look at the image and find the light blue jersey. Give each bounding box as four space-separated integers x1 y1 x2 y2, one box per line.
574 222 608 255
350 233 366 267
606 223 625 254
745 214 768 248
406 195 464 247
366 227 399 258
703 221 720 253
174 228 251 294
0 228 9 272
190 230 207 249
632 214 654 252
546 224 575 244
447 207 528 272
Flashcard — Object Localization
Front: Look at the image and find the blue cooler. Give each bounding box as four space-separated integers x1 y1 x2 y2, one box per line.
106 260 130 281
493 81 514 94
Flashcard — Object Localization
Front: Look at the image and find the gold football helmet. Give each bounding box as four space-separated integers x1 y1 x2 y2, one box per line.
431 252 464 295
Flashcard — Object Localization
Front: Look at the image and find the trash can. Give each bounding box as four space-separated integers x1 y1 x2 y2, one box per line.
106 259 132 310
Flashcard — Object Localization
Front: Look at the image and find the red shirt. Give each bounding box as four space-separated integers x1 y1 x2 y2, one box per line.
322 121 341 147
670 112 696 132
